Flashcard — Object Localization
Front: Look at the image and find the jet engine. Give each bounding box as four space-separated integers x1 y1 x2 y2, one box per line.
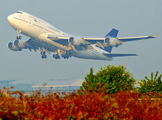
68 37 75 44
68 37 89 46
104 38 121 47
14 40 26 49
7 42 20 51
68 37 82 46
7 40 26 51
104 37 110 44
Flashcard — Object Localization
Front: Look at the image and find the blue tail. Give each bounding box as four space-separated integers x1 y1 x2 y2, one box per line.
96 45 113 53
102 28 119 53
105 28 119 38
104 46 113 53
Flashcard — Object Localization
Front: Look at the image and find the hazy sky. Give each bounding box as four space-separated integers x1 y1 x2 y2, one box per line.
0 0 162 85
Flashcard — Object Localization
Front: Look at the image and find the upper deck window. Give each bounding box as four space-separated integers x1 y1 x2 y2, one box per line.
16 11 22 14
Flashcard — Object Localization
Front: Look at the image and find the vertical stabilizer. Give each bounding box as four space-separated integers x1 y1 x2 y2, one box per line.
104 46 113 53
105 28 119 38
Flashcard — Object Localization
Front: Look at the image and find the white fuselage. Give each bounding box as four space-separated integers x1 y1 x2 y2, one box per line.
7 11 112 60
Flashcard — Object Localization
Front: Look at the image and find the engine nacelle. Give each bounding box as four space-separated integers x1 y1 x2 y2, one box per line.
68 37 74 44
104 38 110 44
14 40 26 49
7 42 20 51
105 38 120 47
68 37 82 46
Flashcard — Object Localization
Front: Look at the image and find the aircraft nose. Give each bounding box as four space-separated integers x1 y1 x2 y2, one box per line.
7 15 13 24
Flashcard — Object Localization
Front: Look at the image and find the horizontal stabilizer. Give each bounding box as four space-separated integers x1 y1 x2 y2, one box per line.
103 53 138 57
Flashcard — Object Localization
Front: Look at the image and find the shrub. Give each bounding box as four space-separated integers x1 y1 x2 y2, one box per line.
80 65 136 94
0 88 162 119
138 71 162 94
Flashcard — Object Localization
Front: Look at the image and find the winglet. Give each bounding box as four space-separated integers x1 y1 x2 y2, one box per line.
153 34 159 38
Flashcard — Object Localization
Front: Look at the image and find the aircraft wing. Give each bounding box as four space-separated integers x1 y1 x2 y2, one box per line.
47 33 159 47
48 34 106 44
84 34 159 43
23 39 40 51
48 35 70 46
117 34 159 42
83 28 118 44
103 53 138 57
83 38 105 44
26 38 63 52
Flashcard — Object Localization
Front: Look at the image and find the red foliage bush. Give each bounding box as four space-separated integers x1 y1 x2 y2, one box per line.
0 88 162 119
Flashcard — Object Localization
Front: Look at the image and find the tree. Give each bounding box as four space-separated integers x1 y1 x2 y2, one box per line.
138 71 162 93
80 65 136 94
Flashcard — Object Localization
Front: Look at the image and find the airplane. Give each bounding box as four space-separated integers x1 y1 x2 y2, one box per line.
7 11 159 61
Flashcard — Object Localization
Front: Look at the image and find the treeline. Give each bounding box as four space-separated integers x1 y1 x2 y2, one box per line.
0 65 162 119
81 65 162 96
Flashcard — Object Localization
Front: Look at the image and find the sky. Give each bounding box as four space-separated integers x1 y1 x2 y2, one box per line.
0 0 162 86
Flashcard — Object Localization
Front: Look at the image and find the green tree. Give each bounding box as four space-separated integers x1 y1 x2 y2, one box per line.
80 65 136 94
138 71 162 93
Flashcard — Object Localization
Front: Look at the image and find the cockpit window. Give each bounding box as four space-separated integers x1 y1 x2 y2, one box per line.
16 11 22 14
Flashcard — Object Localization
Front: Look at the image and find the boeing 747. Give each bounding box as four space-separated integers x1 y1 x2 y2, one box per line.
7 11 159 60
